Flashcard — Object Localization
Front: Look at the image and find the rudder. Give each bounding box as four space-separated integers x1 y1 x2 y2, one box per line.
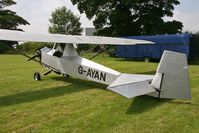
149 50 191 100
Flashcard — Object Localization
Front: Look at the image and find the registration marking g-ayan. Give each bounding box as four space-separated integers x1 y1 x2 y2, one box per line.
78 66 106 82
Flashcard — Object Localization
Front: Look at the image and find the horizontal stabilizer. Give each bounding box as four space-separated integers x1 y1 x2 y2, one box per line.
107 74 155 98
0 29 153 45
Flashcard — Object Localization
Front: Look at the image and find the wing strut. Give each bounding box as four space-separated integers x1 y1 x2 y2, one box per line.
89 45 113 60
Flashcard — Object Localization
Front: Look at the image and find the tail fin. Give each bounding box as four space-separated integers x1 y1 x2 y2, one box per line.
150 50 191 100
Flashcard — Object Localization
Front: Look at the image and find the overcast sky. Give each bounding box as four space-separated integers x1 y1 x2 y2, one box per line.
9 0 199 34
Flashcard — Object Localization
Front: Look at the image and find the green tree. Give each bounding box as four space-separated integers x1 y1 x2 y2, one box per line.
49 6 83 35
0 0 29 30
0 0 29 54
71 0 183 36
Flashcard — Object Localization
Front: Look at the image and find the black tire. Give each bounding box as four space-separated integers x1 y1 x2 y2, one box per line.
63 74 69 77
144 57 150 62
34 72 41 81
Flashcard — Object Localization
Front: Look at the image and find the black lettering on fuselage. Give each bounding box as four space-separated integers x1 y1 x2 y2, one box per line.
78 66 84 74
100 72 106 82
91 69 95 77
94 71 99 80
86 69 92 77
78 66 106 82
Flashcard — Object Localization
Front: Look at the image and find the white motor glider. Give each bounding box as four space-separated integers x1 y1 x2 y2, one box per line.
0 29 191 100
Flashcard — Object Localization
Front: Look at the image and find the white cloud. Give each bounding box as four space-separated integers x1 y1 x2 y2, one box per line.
164 10 199 33
172 10 199 33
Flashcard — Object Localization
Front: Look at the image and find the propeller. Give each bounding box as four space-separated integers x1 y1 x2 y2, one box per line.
28 50 41 62
4 43 41 63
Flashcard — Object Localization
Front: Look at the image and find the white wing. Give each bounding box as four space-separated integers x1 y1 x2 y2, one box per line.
0 29 153 45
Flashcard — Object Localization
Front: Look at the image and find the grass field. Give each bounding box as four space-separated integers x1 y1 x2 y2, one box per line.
0 54 199 133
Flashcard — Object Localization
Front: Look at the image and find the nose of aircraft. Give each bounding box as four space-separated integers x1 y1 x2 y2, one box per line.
28 49 41 62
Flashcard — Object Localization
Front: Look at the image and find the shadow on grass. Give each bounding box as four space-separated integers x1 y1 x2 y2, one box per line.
0 76 106 107
126 95 197 114
164 100 199 107
126 96 165 114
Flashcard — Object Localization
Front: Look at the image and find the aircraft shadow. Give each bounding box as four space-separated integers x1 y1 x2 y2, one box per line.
126 96 165 114
126 95 197 115
0 77 106 107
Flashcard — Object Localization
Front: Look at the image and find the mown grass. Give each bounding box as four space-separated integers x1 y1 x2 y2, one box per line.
0 54 199 133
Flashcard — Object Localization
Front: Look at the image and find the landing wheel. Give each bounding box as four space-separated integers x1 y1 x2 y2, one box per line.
144 57 150 62
34 72 41 81
63 74 69 77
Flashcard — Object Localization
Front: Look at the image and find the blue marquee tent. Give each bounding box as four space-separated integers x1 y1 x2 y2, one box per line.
115 34 190 60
